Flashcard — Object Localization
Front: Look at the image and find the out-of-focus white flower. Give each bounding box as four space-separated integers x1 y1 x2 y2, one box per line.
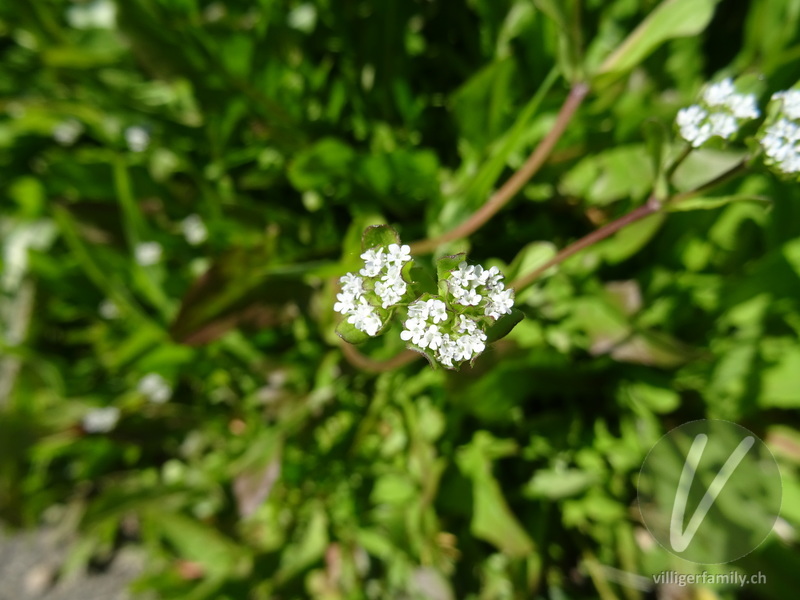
99 298 120 319
758 89 800 175
125 126 150 152
180 214 208 245
2 221 57 292
137 373 172 404
67 0 116 30
771 90 800 120
287 3 317 33
760 118 800 174
135 241 162 266
676 78 760 147
82 406 120 433
53 119 84 146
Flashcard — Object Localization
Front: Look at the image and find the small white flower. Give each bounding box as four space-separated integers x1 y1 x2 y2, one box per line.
125 126 150 152
67 0 116 30
485 289 515 319
374 281 403 308
99 298 120 319
339 273 365 297
427 299 448 323
456 334 485 360
135 241 162 266
137 373 172 404
386 243 412 265
677 105 711 147
407 300 429 320
400 317 427 344
449 262 476 288
53 119 84 146
437 335 457 367
760 118 800 173
181 214 208 245
82 406 120 433
333 291 357 314
359 248 385 277
676 80 760 148
703 78 736 107
772 90 800 120
457 315 479 334
458 288 482 306
726 93 760 120
708 112 738 140
347 296 382 335
420 325 443 350
481 266 503 289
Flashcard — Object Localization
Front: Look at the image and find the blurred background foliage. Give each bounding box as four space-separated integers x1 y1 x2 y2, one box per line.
1 0 800 598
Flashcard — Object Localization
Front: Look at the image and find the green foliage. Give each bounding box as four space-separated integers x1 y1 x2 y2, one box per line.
2 1 800 599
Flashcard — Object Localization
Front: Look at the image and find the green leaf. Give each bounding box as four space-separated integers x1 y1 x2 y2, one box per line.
170 247 312 345
560 144 654 206
287 138 356 192
361 224 400 252
507 242 557 282
456 432 534 557
596 0 722 78
593 213 666 264
276 505 329 584
342 214 386 260
668 194 771 212
525 468 598 500
149 510 247 578
485 307 525 343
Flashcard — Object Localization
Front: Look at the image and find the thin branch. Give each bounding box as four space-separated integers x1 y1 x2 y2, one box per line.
511 196 663 291
408 82 590 255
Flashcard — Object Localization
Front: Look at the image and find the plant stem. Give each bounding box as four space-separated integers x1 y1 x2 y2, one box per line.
664 143 692 182
408 81 590 255
511 196 663 291
511 157 751 291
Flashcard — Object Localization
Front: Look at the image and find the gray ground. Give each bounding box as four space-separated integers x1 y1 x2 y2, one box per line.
0 527 144 600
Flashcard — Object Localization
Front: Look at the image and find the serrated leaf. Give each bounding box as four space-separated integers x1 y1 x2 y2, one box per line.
485 307 524 343
436 253 467 284
361 224 400 252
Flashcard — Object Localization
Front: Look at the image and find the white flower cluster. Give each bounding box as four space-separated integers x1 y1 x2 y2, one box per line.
401 300 488 367
759 90 800 174
446 261 515 319
135 241 162 266
334 243 412 336
82 406 120 433
397 261 514 368
676 78 760 147
138 373 172 404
